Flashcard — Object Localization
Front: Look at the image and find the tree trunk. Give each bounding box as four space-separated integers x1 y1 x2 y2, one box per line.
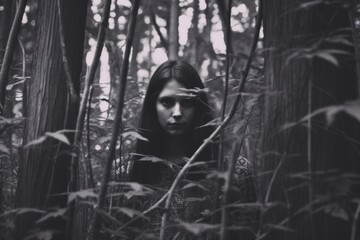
0 0 15 62
14 0 87 239
0 0 15 215
262 1 360 240
168 0 179 60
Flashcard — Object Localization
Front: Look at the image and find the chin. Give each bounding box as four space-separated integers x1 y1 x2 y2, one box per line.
166 130 186 136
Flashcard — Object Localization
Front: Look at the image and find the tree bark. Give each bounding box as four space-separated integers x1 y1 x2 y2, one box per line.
0 0 14 62
262 1 360 240
168 0 179 60
14 0 87 239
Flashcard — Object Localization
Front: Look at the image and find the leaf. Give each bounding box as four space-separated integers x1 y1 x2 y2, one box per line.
36 208 67 223
24 230 53 240
324 105 344 125
300 0 323 9
98 136 111 144
24 130 73 148
45 131 70 145
6 79 26 90
114 207 147 219
268 224 295 233
316 52 339 66
23 136 47 148
0 144 10 154
343 100 360 123
17 208 46 215
324 203 349 220
182 182 209 191
178 222 217 235
0 208 45 218
68 189 97 203
138 156 164 163
119 182 154 199
122 131 148 141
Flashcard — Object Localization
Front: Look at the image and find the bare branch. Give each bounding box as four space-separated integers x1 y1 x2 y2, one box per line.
220 109 252 240
149 6 169 50
0 0 28 115
88 0 141 239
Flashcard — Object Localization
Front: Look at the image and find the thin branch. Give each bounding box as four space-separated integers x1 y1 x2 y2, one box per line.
66 0 112 238
149 6 168 50
351 202 360 240
115 192 169 232
216 0 232 233
220 109 252 240
0 0 28 115
69 0 112 195
218 0 232 172
88 0 140 239
85 85 95 188
215 0 233 54
159 1 264 239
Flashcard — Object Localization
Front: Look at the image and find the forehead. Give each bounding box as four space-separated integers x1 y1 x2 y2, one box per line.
158 79 186 98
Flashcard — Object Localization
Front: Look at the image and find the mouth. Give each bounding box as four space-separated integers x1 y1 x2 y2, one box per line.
168 122 185 129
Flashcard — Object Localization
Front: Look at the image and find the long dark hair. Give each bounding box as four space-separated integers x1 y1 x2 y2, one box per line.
130 60 217 184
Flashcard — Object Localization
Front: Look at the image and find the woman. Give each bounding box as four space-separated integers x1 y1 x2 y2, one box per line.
129 60 218 238
131 59 217 185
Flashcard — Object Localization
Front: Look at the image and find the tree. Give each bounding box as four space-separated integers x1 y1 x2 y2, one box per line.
14 0 87 239
168 0 179 60
261 1 360 240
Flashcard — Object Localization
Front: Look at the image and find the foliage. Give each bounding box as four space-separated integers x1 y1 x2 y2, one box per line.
0 0 359 239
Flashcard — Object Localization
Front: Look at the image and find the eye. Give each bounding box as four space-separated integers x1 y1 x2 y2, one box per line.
180 98 195 108
159 97 175 108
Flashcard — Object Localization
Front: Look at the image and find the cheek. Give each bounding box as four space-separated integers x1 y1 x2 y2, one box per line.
184 107 196 123
156 104 170 125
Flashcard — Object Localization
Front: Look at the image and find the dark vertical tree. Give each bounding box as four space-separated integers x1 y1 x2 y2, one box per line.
168 0 179 60
262 1 360 240
14 0 87 239
0 0 15 215
0 0 15 62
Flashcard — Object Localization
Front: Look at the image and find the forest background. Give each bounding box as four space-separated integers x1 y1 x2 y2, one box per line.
0 0 360 240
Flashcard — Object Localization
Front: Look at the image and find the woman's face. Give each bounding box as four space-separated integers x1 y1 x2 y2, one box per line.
156 79 196 136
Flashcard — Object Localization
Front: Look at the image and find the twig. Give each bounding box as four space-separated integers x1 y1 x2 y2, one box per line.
85 85 95 188
115 192 169 232
149 5 168 50
216 0 232 234
69 0 111 198
220 109 252 240
88 1 140 239
218 0 232 170
0 0 28 115
159 1 264 239
215 0 233 54
351 202 360 240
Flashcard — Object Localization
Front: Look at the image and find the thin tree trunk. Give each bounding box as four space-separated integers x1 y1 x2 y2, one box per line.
168 0 179 60
88 0 140 239
0 0 27 115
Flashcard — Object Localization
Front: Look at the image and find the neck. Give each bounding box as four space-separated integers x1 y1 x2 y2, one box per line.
162 134 189 163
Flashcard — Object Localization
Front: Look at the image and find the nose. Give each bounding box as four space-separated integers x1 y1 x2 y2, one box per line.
172 102 182 120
